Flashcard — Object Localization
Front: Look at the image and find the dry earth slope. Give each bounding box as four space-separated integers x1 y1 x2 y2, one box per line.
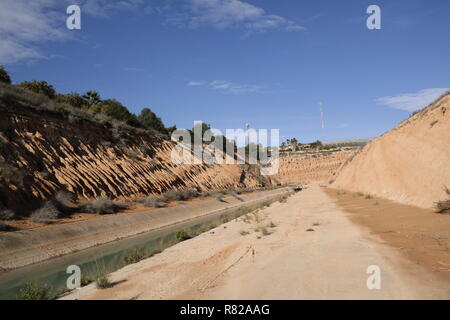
0 104 266 215
333 91 450 208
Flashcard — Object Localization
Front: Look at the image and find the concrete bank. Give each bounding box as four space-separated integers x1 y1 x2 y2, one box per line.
0 188 293 270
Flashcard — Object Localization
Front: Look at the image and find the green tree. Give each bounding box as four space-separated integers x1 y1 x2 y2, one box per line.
138 108 167 133
82 90 101 106
18 80 56 98
0 66 11 84
190 122 212 143
56 93 85 108
310 140 323 149
98 99 133 120
166 125 177 135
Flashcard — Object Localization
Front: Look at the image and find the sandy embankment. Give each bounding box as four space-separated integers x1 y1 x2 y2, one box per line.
332 92 450 209
64 185 449 300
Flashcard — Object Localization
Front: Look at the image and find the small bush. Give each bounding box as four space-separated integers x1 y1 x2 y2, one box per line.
96 275 113 289
365 194 373 199
81 276 93 287
0 65 11 84
55 191 73 206
18 80 56 99
0 209 15 220
240 230 250 236
141 196 166 208
30 201 60 223
175 230 192 242
180 189 199 201
255 225 270 236
435 200 450 214
81 197 128 215
15 282 51 300
124 248 146 265
162 190 182 202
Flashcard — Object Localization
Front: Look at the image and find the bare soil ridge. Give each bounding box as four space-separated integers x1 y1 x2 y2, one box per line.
333 92 450 208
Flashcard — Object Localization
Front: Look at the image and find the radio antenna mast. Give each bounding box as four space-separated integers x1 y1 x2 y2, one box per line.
319 102 324 142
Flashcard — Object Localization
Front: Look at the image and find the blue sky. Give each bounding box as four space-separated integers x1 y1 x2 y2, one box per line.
1 0 449 143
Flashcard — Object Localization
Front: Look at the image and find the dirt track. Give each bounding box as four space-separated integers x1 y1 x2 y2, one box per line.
64 185 449 300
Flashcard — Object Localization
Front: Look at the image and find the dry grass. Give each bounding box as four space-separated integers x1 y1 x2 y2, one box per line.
30 201 60 224
81 197 128 215
0 209 14 220
140 196 166 208
434 186 450 214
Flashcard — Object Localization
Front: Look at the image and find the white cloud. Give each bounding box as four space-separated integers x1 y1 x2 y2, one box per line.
0 0 69 64
209 80 262 93
0 0 303 65
80 0 145 17
0 0 145 65
187 81 204 87
176 0 304 33
375 88 449 112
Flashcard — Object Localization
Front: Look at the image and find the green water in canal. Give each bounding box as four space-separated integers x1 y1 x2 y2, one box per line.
0 195 285 300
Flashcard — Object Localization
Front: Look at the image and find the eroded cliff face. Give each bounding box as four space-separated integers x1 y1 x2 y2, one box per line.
273 150 355 185
0 109 264 215
333 93 450 209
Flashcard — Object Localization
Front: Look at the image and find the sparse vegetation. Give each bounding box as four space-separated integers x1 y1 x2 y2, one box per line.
0 65 11 84
180 189 199 201
124 248 146 265
162 190 183 202
18 80 56 99
435 200 450 214
267 221 276 228
15 282 51 300
30 201 60 224
140 196 166 208
240 230 250 236
434 187 450 214
81 276 93 287
365 194 373 199
55 191 74 207
81 197 128 215
255 225 270 236
175 230 192 242
96 274 113 289
0 81 172 135
0 209 14 220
